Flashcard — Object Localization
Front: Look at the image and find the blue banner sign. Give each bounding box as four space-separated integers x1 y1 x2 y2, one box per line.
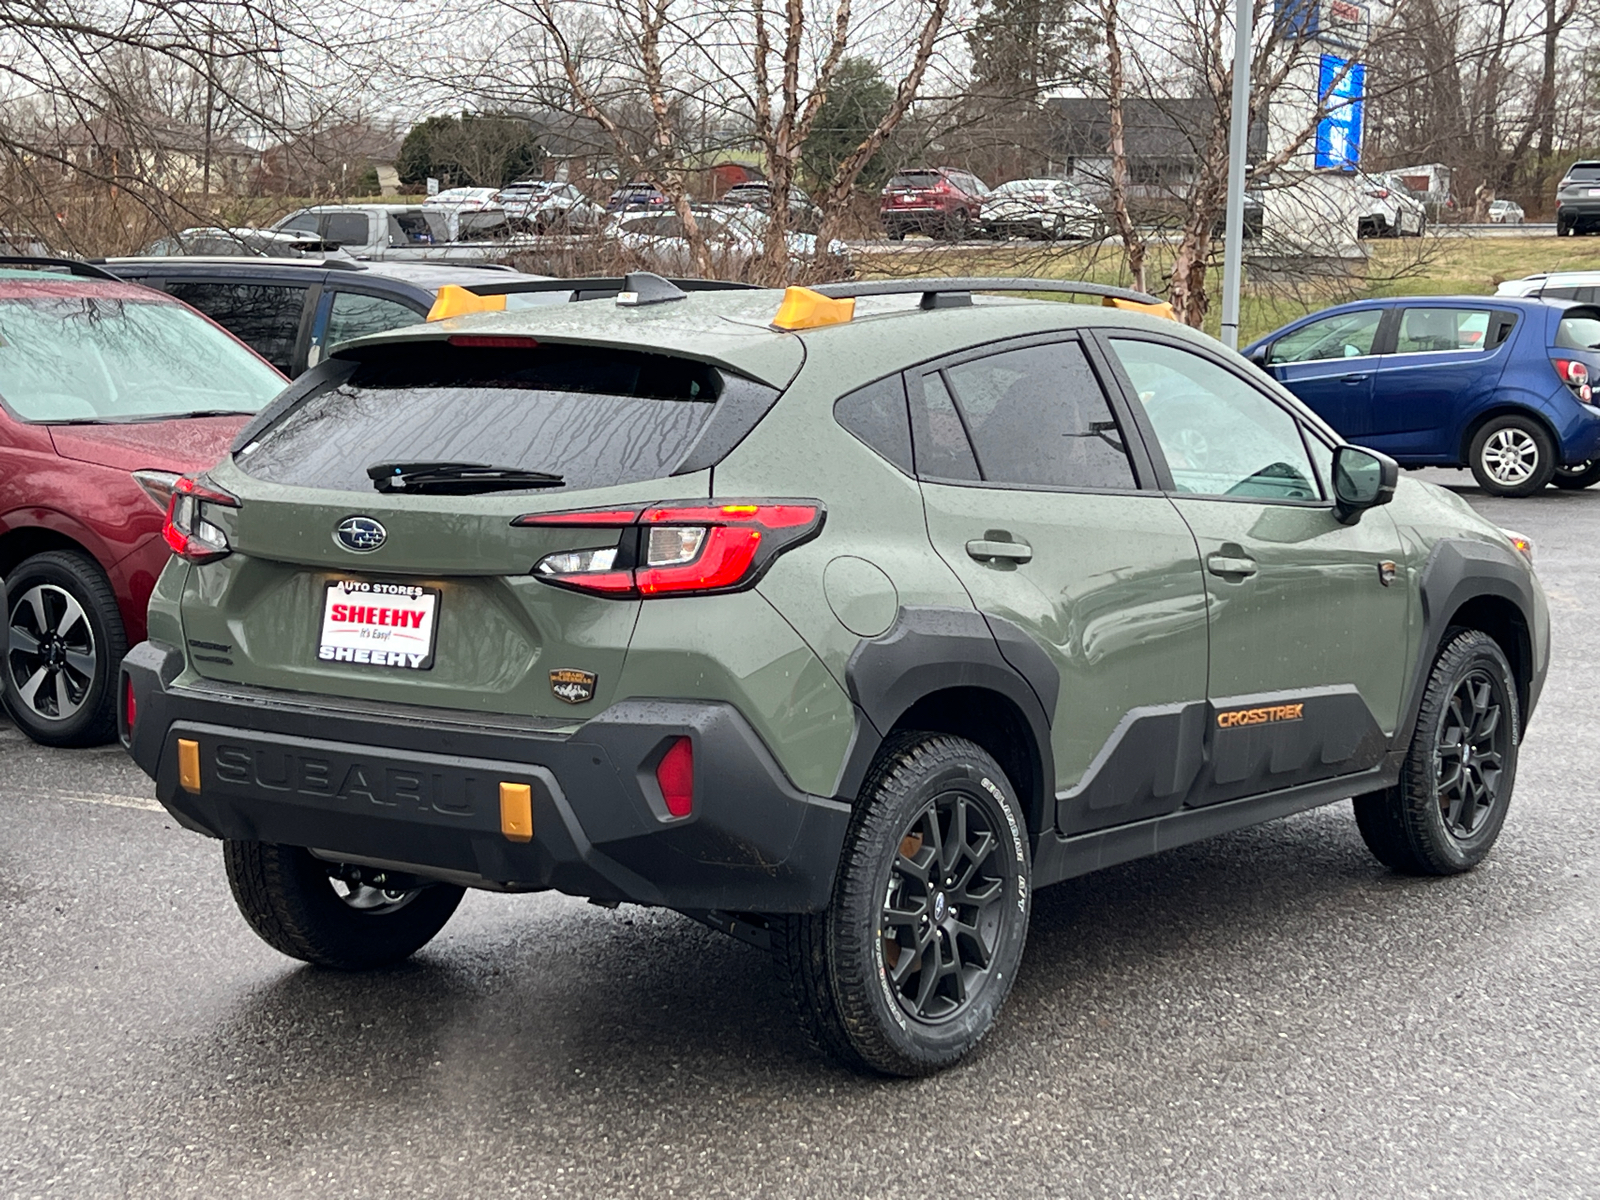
1314 54 1365 171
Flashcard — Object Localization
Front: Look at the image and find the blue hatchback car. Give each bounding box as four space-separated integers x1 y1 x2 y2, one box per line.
1244 296 1600 496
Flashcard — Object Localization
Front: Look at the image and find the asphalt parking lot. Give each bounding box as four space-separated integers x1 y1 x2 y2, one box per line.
2 468 1597 1199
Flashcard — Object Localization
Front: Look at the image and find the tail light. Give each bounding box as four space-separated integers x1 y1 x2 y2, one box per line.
1552 358 1593 401
1366 188 1390 199
655 737 694 817
132 469 180 513
161 475 239 563
518 500 824 598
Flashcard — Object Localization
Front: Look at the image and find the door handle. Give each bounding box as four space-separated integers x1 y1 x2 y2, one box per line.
967 539 1033 564
1340 373 1369 383
1206 553 1257 577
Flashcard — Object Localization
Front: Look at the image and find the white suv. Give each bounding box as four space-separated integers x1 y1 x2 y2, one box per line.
1496 271 1600 302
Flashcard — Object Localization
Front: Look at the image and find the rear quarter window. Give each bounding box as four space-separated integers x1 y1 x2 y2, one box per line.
1556 311 1600 351
237 342 779 494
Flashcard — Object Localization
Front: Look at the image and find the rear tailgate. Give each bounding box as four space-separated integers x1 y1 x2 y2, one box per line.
176 337 777 720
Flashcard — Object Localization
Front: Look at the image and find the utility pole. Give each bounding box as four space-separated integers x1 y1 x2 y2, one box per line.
202 25 216 202
1219 0 1254 351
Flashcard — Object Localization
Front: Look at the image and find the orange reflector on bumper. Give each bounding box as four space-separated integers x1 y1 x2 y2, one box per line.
771 287 855 331
427 285 509 322
177 738 201 792
500 782 533 842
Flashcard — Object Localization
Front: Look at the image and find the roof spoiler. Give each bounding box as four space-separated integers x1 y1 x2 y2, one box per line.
428 271 758 320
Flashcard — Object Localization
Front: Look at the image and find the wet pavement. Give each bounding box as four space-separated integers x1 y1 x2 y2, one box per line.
2 470 1597 1197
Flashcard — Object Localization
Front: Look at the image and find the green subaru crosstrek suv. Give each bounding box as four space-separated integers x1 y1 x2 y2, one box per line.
122 274 1548 1076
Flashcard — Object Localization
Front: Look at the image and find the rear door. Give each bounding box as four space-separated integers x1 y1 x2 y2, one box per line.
1264 306 1389 439
1366 304 1518 458
183 340 780 721
912 336 1212 835
161 277 318 376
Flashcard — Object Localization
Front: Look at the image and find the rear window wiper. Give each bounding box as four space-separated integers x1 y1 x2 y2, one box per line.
367 460 566 494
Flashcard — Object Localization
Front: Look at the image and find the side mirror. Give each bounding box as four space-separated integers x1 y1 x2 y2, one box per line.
1332 445 1399 524
1247 346 1269 368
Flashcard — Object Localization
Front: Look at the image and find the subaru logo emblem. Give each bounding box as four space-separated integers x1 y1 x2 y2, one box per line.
335 516 387 553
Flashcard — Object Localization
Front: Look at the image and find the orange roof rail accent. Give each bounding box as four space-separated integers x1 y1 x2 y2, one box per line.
427 284 509 322
1102 295 1179 321
771 286 856 331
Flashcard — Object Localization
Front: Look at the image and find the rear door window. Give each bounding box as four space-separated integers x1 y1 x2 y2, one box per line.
237 343 776 494
909 373 981 482
164 281 308 374
391 213 432 244
942 342 1137 489
324 291 425 347
1395 307 1493 353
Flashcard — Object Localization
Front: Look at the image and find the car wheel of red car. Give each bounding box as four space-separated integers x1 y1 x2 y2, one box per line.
2 550 127 747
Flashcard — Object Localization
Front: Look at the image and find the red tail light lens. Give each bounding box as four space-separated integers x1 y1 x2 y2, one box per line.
524 501 824 598
656 737 694 817
1553 358 1593 401
161 476 239 563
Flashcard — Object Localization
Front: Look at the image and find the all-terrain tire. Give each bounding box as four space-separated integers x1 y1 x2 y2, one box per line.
223 841 465 969
1353 630 1519 875
773 733 1031 1076
1468 414 1557 497
1 550 127 747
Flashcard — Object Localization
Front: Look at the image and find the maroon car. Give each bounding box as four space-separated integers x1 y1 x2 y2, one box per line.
879 167 990 241
0 260 286 746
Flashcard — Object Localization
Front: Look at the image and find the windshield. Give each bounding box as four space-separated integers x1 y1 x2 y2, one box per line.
0 293 285 423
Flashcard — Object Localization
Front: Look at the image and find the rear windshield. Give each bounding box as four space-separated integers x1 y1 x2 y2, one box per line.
237 342 774 493
888 172 941 189
0 294 285 422
1556 313 1600 351
1566 165 1600 182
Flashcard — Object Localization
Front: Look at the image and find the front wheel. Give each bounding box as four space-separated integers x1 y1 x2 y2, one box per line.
1468 415 1556 496
1353 630 1519 874
1551 460 1600 489
223 841 465 969
2 550 127 746
773 733 1031 1076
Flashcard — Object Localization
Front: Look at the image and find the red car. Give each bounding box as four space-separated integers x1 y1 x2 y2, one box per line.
879 167 991 241
0 260 286 746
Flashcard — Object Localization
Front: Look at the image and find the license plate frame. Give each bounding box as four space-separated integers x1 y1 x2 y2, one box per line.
318 579 440 671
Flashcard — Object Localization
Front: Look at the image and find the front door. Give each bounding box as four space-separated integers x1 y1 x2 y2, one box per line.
1101 335 1411 806
909 336 1212 836
1264 306 1388 440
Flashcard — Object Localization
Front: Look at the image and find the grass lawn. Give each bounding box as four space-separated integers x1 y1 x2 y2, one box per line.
854 232 1600 345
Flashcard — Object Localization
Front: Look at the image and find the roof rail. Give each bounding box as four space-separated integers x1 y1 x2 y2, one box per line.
807 277 1163 309
0 255 121 282
461 275 758 302
96 254 370 272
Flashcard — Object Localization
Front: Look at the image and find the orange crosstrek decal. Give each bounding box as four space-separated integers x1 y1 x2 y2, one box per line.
1216 703 1305 729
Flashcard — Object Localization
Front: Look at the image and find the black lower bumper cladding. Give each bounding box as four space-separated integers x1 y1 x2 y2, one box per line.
120 641 851 913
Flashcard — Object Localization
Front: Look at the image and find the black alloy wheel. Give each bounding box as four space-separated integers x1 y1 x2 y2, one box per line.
1354 630 1519 874
1434 668 1510 840
772 733 1031 1076
2 550 126 746
880 785 1010 1024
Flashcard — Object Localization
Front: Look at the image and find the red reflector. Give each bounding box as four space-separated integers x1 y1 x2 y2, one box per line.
124 676 136 733
512 508 641 527
656 737 693 817
447 335 540 348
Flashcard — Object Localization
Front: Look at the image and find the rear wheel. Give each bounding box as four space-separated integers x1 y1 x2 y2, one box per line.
2 550 126 747
1468 415 1556 496
1354 630 1518 874
943 211 971 242
223 841 465 969
1551 460 1600 489
773 733 1031 1076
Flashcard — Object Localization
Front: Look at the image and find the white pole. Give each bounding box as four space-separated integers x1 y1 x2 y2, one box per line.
1219 0 1254 351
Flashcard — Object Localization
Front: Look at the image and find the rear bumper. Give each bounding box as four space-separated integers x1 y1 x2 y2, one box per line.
120 641 851 912
1557 199 1600 221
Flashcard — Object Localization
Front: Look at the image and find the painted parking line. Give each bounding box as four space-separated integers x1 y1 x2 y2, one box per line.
12 788 163 813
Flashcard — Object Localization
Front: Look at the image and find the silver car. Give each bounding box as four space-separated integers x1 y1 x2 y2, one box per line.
979 179 1103 241
499 181 605 233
